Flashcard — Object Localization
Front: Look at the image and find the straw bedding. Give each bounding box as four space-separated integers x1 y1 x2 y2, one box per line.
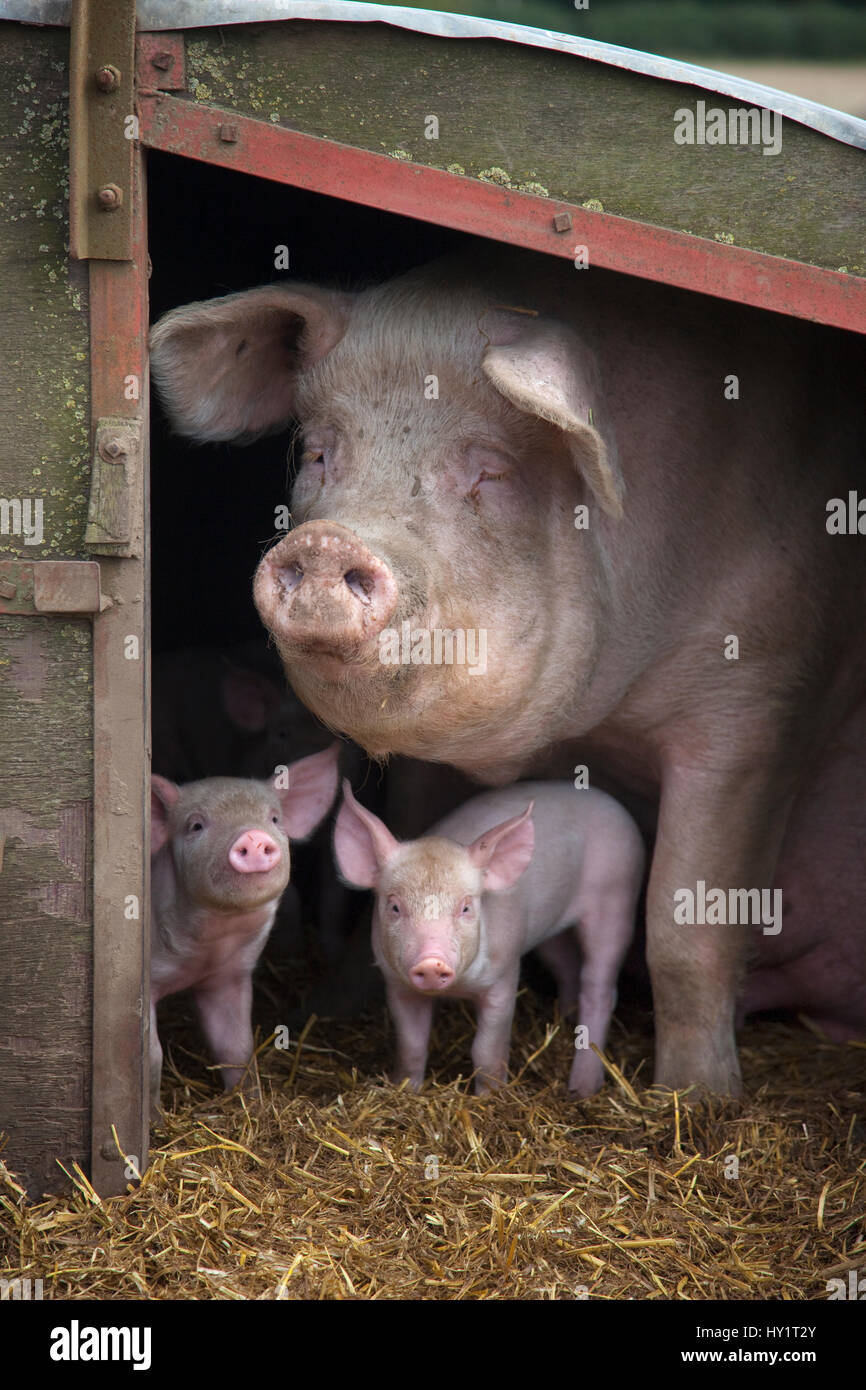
1 953 863 1301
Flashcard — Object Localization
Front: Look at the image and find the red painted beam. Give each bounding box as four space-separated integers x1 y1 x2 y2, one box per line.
138 92 866 335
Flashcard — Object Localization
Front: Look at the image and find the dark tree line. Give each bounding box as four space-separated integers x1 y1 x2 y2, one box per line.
393 1 866 58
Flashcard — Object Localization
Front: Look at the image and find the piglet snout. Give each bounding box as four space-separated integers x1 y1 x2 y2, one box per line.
228 830 281 874
410 956 455 991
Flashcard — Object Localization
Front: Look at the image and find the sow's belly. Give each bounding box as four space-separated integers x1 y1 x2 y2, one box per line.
742 701 866 1041
550 704 866 1042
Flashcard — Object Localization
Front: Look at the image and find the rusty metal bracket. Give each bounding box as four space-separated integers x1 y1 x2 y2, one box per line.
0 561 102 615
85 417 144 556
135 32 186 95
138 93 866 335
70 0 137 260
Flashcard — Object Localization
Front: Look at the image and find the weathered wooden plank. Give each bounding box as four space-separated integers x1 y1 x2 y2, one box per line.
0 24 91 552
0 618 92 1199
181 20 864 276
0 23 93 1197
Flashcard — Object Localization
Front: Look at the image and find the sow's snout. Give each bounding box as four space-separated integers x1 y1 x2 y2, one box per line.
254 521 398 658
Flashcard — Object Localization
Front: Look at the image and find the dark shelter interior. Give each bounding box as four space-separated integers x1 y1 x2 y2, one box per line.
147 152 513 1052
148 151 467 656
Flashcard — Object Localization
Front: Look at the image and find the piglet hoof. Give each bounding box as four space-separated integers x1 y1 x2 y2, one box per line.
473 1072 506 1097
568 1063 604 1099
222 1062 262 1101
391 1071 423 1092
567 1041 606 1097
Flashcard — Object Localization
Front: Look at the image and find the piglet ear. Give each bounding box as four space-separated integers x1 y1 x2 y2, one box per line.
151 775 180 856
481 311 623 520
221 664 282 733
468 801 535 892
276 742 340 839
333 780 400 889
149 283 353 444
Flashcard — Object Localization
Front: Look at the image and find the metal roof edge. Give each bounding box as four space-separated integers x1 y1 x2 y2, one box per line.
5 0 865 150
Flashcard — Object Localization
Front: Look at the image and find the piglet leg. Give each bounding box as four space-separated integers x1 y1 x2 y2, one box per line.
386 984 434 1089
567 890 637 1097
194 971 256 1092
535 931 583 1017
149 998 163 1112
471 970 520 1095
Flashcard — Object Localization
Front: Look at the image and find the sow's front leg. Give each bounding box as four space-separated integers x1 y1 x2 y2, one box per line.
648 748 796 1095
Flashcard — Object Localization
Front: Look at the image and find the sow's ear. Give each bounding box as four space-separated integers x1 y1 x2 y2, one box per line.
333 780 401 889
149 284 353 443
481 311 624 519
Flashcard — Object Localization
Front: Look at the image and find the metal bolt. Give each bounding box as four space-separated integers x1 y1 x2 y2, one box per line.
150 51 175 72
99 437 126 462
219 124 239 144
97 183 123 210
553 212 572 233
95 64 121 93
100 1142 120 1161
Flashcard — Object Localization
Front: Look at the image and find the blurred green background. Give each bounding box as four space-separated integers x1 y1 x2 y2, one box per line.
373 2 866 114
381 1 866 57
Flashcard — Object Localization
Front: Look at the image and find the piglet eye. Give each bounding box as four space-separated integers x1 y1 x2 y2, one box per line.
461 898 473 916
271 814 279 825
388 898 401 917
187 818 205 834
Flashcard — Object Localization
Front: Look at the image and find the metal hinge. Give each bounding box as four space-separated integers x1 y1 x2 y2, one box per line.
85 418 143 556
0 561 103 615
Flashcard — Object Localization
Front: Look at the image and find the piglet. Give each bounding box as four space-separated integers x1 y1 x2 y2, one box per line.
334 780 644 1096
149 743 340 1106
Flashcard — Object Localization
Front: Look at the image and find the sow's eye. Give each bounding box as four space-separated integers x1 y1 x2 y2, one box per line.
459 445 513 506
296 429 335 482
460 897 474 917
186 816 206 835
387 897 401 918
300 444 326 470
